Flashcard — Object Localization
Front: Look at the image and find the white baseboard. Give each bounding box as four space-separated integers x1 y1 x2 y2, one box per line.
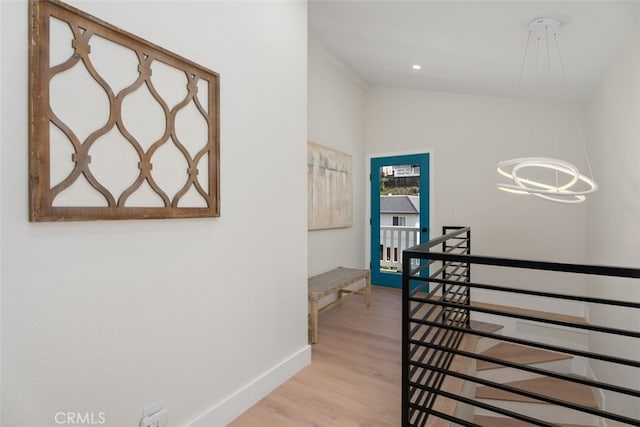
188 345 312 427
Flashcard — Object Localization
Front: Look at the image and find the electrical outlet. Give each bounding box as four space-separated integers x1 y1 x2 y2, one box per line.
140 402 167 427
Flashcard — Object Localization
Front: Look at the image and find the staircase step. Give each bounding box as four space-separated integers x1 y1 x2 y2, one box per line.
475 377 597 407
474 415 594 427
470 320 504 334
471 320 504 353
477 358 572 384
427 333 479 426
472 301 587 325
477 342 572 371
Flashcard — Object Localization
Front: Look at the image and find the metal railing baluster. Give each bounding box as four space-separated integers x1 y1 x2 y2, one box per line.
402 226 640 427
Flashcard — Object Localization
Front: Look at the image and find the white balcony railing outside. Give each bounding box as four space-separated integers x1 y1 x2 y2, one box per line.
379 226 420 272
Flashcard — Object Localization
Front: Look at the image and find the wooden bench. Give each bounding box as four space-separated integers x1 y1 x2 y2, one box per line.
308 267 371 344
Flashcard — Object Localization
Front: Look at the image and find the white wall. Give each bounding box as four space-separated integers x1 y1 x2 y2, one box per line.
366 87 589 306
1 2 309 426
307 39 368 276
586 28 640 424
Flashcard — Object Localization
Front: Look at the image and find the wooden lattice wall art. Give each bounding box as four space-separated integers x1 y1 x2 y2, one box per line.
29 0 220 221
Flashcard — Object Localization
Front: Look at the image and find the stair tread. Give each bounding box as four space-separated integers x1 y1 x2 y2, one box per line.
475 415 594 427
472 301 587 325
470 320 504 334
478 342 572 371
475 377 598 407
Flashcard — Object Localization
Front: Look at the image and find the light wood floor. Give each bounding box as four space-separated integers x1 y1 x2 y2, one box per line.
230 286 402 427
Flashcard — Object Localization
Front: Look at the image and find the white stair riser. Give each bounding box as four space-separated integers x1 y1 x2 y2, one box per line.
476 337 501 354
517 322 588 348
477 358 572 383
470 312 588 350
453 379 478 423
475 399 598 425
470 290 586 319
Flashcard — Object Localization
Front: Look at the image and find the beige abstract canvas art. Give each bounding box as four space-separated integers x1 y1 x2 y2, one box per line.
307 141 353 230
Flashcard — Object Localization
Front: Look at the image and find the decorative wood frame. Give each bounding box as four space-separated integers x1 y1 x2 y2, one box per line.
29 0 220 221
307 141 353 230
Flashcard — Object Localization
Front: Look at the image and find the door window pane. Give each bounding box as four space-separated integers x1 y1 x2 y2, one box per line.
379 164 420 274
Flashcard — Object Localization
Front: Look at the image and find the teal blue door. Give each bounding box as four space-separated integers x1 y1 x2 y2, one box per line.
371 153 430 288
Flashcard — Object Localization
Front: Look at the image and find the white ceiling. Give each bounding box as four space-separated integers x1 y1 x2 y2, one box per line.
308 1 639 101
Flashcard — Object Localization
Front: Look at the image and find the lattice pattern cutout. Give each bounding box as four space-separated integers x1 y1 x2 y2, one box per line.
29 0 220 221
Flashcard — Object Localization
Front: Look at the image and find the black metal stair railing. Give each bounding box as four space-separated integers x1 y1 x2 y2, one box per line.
401 226 640 427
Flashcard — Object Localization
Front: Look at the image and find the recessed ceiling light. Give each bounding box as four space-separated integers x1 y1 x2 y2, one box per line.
412 64 422 70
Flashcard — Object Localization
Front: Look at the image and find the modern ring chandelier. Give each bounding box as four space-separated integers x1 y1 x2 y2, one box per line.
496 17 598 204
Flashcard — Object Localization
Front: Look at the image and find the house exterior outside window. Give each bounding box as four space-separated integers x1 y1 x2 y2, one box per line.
380 195 419 227
393 216 407 226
